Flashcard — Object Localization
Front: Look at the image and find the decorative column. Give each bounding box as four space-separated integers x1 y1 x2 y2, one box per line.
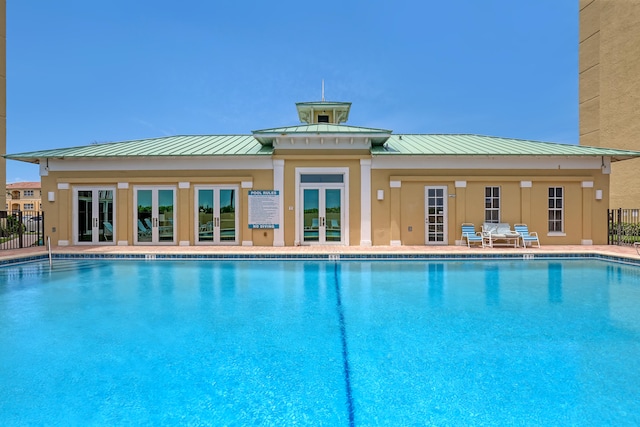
520 181 532 226
454 181 466 245
582 181 594 245
273 159 285 247
241 180 253 246
117 182 130 246
360 159 372 246
178 182 190 246
56 183 70 246
390 180 401 246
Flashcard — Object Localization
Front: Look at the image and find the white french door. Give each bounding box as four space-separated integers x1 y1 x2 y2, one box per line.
301 186 344 245
73 187 115 245
194 186 238 245
425 186 448 245
134 186 176 245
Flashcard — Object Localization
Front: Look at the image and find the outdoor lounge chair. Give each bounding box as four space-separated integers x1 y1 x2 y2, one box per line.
103 221 113 239
461 223 484 248
482 222 520 248
514 224 540 248
138 219 151 236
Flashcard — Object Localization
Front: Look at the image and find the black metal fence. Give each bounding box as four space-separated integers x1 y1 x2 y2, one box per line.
0 210 45 250
608 208 640 245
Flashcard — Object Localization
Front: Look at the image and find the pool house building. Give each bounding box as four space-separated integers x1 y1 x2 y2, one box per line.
7 99 640 248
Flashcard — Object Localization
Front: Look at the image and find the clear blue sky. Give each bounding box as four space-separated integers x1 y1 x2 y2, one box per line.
6 0 578 183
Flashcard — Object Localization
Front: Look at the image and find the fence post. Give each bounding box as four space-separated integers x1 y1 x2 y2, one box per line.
616 208 622 246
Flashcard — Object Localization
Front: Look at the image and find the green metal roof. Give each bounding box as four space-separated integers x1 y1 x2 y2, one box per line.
252 124 392 146
373 134 640 161
6 133 640 164
252 124 391 134
6 135 272 164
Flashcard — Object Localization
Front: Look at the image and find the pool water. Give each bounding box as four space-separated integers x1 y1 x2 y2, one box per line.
1 259 640 425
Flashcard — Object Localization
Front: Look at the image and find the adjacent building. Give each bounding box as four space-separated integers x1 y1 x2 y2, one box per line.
579 0 640 208
6 181 41 212
6 99 640 247
1 1 6 210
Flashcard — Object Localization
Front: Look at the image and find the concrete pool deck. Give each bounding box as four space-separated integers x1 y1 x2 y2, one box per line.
1 244 639 263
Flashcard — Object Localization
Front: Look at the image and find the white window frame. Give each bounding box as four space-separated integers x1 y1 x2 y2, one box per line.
24 190 34 197
484 186 500 223
548 186 564 233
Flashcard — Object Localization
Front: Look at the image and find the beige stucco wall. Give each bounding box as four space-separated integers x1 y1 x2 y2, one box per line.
579 0 640 208
278 155 365 247
41 158 610 247
371 168 610 246
42 169 274 246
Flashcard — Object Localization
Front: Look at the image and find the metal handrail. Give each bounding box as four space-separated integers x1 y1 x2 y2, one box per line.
47 236 52 267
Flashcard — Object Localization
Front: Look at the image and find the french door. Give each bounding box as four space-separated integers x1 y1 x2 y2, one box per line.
134 187 176 245
425 186 448 245
301 186 343 245
74 187 115 244
195 186 238 245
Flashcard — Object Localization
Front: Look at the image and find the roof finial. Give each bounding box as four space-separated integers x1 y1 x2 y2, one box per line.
321 79 325 102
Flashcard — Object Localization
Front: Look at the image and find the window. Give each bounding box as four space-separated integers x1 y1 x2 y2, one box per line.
548 187 563 232
484 186 500 223
300 174 344 183
24 190 34 197
24 203 35 210
317 114 329 123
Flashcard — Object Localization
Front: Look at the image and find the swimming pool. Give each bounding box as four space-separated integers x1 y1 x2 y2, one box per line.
1 258 640 425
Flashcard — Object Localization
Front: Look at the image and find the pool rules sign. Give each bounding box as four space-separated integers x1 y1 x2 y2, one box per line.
248 190 280 229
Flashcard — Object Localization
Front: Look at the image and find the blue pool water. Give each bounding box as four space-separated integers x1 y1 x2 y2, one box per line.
1 258 640 425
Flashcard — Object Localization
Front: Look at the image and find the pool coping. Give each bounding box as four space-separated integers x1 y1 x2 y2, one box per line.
2 245 640 267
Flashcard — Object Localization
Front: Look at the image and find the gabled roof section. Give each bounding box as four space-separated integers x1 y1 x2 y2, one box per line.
6 135 272 164
373 134 640 161
252 124 392 146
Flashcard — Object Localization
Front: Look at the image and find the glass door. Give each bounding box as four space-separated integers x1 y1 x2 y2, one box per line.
134 187 176 245
74 187 115 244
425 186 448 245
301 186 343 244
195 186 238 245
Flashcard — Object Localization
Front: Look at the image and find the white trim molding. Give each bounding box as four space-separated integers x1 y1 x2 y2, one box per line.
58 240 70 246
117 240 129 246
242 240 254 246
455 181 467 188
178 182 190 189
581 181 594 188
390 240 402 246
241 181 253 189
117 182 129 189
179 240 190 246
581 239 594 245
390 180 402 188
520 181 532 188
57 183 70 190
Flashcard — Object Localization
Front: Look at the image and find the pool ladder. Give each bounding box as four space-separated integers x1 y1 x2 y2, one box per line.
47 236 52 267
